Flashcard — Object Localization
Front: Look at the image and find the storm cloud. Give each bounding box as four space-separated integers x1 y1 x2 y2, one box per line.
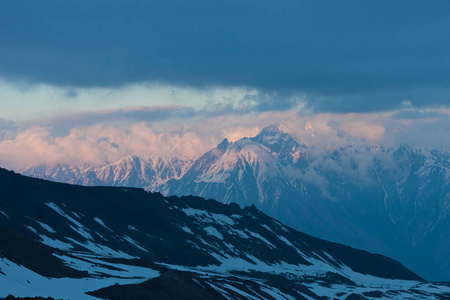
1 1 449 112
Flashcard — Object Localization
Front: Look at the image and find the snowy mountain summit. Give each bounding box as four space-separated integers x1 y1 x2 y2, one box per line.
160 124 309 208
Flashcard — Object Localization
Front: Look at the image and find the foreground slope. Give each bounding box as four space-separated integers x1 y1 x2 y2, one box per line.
0 168 449 299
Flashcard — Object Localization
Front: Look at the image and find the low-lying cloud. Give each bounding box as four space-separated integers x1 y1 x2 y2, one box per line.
0 123 220 170
0 105 448 171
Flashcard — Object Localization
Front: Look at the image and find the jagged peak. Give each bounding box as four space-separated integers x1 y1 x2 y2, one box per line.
253 124 293 144
398 143 412 150
217 138 229 150
250 123 301 150
396 143 418 155
258 123 289 136
123 154 140 161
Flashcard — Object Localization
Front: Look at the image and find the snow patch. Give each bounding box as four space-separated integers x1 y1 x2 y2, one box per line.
45 203 86 231
211 214 235 226
204 226 224 240
72 211 82 219
94 217 112 231
65 237 135 259
206 282 233 299
182 208 235 226
261 224 274 233
127 225 139 231
69 224 93 240
181 226 194 234
123 235 149 253
277 235 294 247
35 220 56 233
182 207 209 218
228 228 249 239
26 225 38 235
40 235 73 250
246 231 276 249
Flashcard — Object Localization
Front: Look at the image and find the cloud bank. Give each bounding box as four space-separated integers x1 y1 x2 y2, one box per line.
1 1 449 113
0 123 220 170
0 106 448 171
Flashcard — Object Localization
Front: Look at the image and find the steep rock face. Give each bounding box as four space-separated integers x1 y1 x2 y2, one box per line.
377 145 450 246
160 125 309 209
3 168 449 300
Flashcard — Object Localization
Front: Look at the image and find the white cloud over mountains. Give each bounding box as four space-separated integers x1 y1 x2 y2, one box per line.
0 123 218 170
0 80 448 171
0 105 448 171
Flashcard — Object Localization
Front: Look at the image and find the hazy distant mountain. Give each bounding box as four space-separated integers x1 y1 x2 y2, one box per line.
3 168 450 299
22 125 450 281
24 155 193 190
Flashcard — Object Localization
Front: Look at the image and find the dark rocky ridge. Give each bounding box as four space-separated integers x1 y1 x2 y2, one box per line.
0 168 420 281
3 167 450 299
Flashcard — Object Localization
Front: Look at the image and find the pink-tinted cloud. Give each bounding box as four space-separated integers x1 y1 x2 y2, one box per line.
0 123 220 170
0 106 448 171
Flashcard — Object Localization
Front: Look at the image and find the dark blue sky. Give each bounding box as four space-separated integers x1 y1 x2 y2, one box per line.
1 0 449 112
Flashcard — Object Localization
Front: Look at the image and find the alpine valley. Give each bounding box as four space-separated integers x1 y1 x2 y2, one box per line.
2 167 450 299
22 125 450 282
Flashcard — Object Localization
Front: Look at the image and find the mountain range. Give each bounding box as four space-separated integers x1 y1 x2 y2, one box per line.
22 124 450 281
2 167 450 299
25 156 193 191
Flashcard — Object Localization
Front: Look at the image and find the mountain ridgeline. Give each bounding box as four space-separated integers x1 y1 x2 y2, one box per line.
2 167 450 299
25 156 193 191
22 124 450 281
